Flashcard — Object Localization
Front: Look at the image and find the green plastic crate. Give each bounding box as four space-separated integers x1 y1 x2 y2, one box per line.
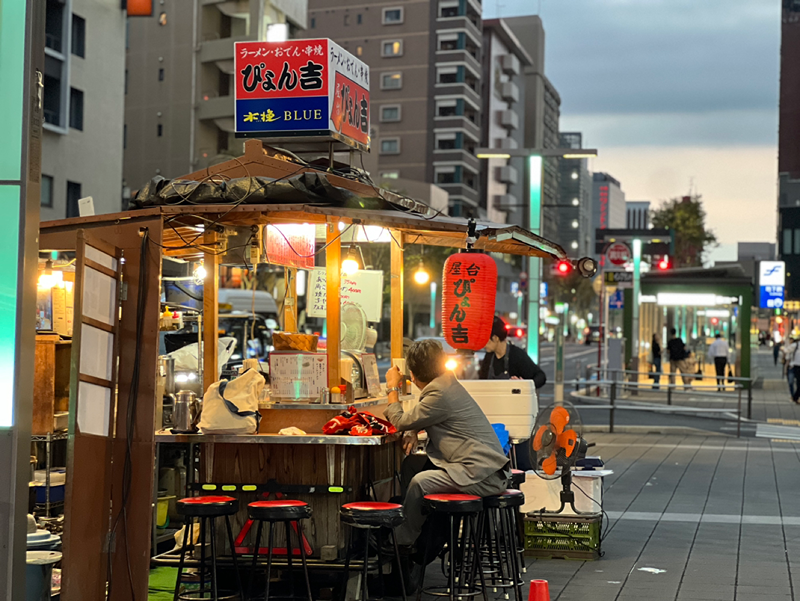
523 513 602 560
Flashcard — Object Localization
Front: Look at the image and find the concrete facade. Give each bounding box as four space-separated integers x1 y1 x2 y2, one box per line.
557 132 592 256
626 200 650 230
592 172 626 258
41 0 126 219
504 15 561 241
123 0 307 193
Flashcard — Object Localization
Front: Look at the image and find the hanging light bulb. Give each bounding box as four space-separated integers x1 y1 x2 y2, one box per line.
341 246 360 275
194 261 207 284
413 260 430 285
38 259 58 289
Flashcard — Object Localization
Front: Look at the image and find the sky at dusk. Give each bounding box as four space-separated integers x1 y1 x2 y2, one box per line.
484 0 781 262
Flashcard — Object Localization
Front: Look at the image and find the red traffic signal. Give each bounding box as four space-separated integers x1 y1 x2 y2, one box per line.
556 260 572 275
657 255 670 270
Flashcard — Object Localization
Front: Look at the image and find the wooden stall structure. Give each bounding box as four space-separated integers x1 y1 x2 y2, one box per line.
37 139 568 601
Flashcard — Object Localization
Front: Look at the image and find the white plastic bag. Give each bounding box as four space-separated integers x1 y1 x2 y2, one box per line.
199 369 264 434
167 337 238 379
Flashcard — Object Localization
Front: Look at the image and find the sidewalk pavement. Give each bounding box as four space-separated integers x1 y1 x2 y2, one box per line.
532 430 800 601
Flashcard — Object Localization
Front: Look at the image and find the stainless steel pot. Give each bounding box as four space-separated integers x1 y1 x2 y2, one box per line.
173 390 200 432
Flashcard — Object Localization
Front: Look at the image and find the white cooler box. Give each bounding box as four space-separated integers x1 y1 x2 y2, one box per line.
460 379 538 440
520 471 604 515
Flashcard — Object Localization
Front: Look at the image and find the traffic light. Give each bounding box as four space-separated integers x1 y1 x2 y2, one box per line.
657 255 671 270
556 260 573 275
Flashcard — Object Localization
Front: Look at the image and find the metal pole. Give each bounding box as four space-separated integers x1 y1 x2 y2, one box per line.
526 155 544 363
609 381 616 433
597 279 604 396
667 386 672 406
747 385 752 420
555 314 564 403
737 387 742 438
631 239 642 372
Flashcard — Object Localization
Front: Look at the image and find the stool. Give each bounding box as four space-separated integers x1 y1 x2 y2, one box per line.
339 502 406 601
247 500 313 601
508 472 527 574
417 494 486 601
482 490 525 601
174 496 243 601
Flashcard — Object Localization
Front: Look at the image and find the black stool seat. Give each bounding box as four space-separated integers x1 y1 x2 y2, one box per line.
248 499 311 521
340 501 404 528
510 469 526 488
177 495 238 517
424 493 483 514
483 489 525 509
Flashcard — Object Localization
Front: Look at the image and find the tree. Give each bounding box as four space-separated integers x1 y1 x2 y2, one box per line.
650 194 717 267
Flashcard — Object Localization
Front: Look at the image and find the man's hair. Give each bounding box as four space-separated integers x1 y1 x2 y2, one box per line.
670 328 677 337
715 333 721 338
491 316 508 342
406 339 447 383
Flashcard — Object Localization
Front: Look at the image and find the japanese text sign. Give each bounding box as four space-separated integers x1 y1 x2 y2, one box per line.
235 38 370 150
442 253 497 351
307 268 384 322
264 224 315 270
759 261 785 309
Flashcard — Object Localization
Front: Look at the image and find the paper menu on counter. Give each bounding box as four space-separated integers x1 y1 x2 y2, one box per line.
269 351 328 399
361 353 381 397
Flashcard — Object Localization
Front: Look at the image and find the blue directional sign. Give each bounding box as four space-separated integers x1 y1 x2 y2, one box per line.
759 261 785 309
609 289 625 310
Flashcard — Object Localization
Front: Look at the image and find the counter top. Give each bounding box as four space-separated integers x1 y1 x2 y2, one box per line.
155 430 401 446
260 394 413 410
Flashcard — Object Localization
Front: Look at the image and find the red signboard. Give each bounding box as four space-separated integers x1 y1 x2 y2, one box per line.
606 242 631 267
331 71 369 148
264 224 315 270
599 185 609 229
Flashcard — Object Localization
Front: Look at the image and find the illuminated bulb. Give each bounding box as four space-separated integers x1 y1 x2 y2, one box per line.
572 198 579 206
571 220 579 228
445 358 458 371
194 262 207 283
413 261 430 285
571 241 579 249
342 246 360 275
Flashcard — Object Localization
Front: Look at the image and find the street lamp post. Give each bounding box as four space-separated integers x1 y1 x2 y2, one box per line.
476 147 598 363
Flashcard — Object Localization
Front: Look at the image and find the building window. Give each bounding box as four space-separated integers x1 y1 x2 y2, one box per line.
157 123 163 137
436 166 458 184
436 99 459 117
43 56 64 126
437 66 460 84
380 171 400 180
785 229 793 255
66 181 82 218
380 138 400 154
382 7 404 24
159 68 165 81
41 175 53 208
436 132 458 150
380 105 401 122
71 15 85 57
357 14 362 24
439 0 460 18
382 39 403 57
310 17 315 28
69 88 83 131
381 72 403 89
356 46 363 56
45 0 65 52
438 33 460 51
344 13 350 25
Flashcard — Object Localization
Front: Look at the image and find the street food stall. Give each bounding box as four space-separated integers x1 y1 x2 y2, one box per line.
35 138 571 600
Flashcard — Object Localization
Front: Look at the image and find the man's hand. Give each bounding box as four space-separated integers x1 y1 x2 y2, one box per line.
402 431 418 455
386 365 402 390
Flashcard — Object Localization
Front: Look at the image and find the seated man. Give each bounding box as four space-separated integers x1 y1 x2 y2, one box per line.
383 339 510 549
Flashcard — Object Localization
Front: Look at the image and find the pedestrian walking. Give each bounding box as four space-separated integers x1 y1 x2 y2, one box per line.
650 333 662 389
783 336 800 401
667 328 692 388
774 330 783 366
706 333 729 392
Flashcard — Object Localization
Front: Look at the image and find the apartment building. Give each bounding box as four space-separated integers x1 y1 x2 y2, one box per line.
41 0 126 218
557 132 593 256
123 0 308 193
626 200 651 230
301 0 484 216
592 172 626 258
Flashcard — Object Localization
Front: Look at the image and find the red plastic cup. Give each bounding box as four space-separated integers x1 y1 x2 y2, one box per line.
528 579 550 601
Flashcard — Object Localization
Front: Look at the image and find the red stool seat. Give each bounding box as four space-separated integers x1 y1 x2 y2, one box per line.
483 489 525 509
423 493 483 514
340 501 404 528
510 469 526 487
248 499 311 521
177 495 239 517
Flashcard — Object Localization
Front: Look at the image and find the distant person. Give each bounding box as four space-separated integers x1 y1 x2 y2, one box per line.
667 328 692 387
706 333 730 392
479 316 547 387
774 331 784 365
783 336 800 401
650 333 662 389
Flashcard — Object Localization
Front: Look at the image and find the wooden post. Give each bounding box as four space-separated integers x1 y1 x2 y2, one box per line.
391 231 404 359
326 224 341 388
203 230 220 392
284 267 298 333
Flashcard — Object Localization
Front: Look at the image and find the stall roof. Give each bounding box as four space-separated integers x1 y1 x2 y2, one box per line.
40 203 567 261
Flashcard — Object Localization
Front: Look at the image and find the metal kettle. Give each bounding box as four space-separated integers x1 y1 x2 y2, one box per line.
173 390 201 433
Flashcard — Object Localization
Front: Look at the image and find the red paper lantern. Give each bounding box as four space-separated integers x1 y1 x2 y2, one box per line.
442 252 497 351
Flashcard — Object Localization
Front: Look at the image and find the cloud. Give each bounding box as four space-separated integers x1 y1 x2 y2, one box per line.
583 145 777 245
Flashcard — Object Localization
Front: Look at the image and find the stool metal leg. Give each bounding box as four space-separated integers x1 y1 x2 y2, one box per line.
375 528 386 600
248 520 264 599
264 522 275 601
501 509 523 601
468 515 488 601
415 519 432 601
456 516 468 594
225 516 244 601
285 521 296 599
490 509 508 594
390 528 408 601
200 517 207 599
447 515 455 601
210 518 219 600
173 518 191 601
297 520 314 601
340 527 353 601
361 528 370 601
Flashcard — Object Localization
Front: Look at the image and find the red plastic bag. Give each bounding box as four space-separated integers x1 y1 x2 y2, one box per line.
322 406 397 436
